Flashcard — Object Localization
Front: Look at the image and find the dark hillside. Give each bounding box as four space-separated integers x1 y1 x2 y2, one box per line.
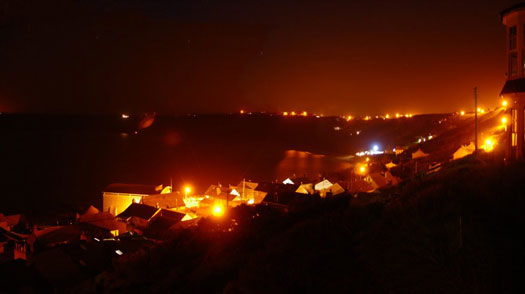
92 156 525 293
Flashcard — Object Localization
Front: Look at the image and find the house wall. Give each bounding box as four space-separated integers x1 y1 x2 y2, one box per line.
502 9 525 159
102 192 145 216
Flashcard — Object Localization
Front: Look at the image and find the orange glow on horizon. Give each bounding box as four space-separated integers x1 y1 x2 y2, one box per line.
240 109 244 114
291 111 296 116
283 111 288 116
302 111 308 116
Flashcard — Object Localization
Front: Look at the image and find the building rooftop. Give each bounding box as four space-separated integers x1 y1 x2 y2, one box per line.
501 78 525 95
117 203 159 220
142 192 186 208
103 183 161 195
501 3 525 20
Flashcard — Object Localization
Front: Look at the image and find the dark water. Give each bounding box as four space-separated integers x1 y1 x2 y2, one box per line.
0 113 446 216
0 114 355 215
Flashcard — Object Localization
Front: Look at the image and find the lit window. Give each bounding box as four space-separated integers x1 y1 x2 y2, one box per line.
510 26 517 50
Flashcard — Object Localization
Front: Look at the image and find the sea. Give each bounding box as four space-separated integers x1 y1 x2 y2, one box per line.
0 112 445 218
0 113 358 217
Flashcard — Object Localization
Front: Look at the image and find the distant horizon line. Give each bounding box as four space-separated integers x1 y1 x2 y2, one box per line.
0 110 458 118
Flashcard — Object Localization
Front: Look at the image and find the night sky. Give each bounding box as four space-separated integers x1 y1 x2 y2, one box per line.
0 0 518 115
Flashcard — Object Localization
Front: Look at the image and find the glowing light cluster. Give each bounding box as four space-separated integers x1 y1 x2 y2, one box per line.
392 113 413 118
355 144 384 156
354 163 368 175
482 138 496 152
121 114 129 119
183 197 201 208
282 111 308 117
212 204 224 217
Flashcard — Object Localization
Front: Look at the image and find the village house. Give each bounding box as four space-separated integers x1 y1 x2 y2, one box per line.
78 206 126 236
144 209 186 239
314 179 345 197
116 203 159 233
295 183 314 195
258 182 304 211
102 183 164 216
0 227 28 261
142 192 186 210
364 171 400 191
0 213 27 232
500 3 525 160
200 185 242 209
232 181 268 204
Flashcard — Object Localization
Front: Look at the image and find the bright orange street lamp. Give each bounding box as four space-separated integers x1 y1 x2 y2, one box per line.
212 204 224 217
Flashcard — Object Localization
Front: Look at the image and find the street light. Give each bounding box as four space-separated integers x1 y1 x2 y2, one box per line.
184 186 191 198
212 204 224 217
483 138 495 152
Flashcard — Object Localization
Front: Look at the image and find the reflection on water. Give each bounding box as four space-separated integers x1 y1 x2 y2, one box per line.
275 150 351 181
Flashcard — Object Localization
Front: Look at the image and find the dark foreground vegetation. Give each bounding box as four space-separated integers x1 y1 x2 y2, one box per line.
3 156 523 293
80 156 523 293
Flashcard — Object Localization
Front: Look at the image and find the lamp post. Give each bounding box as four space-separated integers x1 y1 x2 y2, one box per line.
474 87 478 153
